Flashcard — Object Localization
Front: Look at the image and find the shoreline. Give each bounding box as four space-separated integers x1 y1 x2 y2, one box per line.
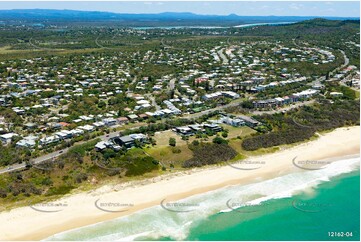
0 126 359 241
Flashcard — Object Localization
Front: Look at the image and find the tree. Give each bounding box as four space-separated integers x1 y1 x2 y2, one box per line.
98 101 106 109
181 135 189 141
103 149 116 160
191 140 199 146
213 136 228 144
149 137 157 146
241 100 254 109
169 137 176 147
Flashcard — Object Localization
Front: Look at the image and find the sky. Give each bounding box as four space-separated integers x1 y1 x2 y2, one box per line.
0 1 359 17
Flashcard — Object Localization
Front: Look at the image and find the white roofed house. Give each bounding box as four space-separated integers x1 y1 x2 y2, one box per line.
93 121 105 128
129 133 147 143
55 130 73 140
79 115 94 121
174 126 194 136
127 114 139 121
274 97 285 105
79 125 95 132
71 129 84 136
102 118 117 127
188 124 203 132
293 89 319 99
0 133 19 145
161 109 174 116
144 112 154 117
39 135 60 146
202 91 240 100
221 91 240 99
136 100 150 105
16 135 38 148
203 123 223 132
95 141 108 151
0 98 5 106
220 116 245 127
329 92 343 97
153 110 165 117
13 108 25 115
94 140 122 151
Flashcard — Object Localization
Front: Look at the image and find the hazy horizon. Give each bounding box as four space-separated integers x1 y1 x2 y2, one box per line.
0 1 359 18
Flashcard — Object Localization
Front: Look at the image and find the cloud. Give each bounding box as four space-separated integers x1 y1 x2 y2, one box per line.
289 3 304 10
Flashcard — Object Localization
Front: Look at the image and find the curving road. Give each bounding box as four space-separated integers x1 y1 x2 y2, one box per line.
0 49 349 175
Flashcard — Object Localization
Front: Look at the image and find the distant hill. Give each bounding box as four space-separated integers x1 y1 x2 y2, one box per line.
0 9 358 27
231 18 360 42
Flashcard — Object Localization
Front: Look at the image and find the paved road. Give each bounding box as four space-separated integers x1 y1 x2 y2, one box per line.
127 77 137 92
0 126 137 175
1 100 244 175
0 149 69 174
168 78 176 91
329 50 349 78
341 50 349 67
0 49 349 175
292 38 302 48
145 93 161 111
161 38 180 50
217 48 229 64
0 97 317 175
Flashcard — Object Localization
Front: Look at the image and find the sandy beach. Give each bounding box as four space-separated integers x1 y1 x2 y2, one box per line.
0 126 359 241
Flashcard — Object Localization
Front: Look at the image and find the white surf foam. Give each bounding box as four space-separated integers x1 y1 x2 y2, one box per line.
44 157 359 241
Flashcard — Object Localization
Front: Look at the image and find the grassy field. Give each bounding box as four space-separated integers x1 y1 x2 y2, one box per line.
145 145 193 168
152 130 190 146
146 125 257 167
219 124 257 139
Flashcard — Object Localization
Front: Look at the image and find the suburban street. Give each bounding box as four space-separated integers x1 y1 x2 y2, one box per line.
0 44 352 175
0 126 136 174
217 48 229 64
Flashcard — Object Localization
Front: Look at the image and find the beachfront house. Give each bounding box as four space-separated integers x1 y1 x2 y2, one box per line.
203 123 223 132
237 115 260 128
174 126 194 136
113 135 136 149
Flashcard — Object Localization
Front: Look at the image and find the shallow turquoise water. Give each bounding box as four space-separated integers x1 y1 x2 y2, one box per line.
45 157 360 241
180 170 360 241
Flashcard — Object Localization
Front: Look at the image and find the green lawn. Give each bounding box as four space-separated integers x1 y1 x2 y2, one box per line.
219 124 257 139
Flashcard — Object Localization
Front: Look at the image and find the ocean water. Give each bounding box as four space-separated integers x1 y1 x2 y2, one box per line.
45 157 360 241
131 22 295 30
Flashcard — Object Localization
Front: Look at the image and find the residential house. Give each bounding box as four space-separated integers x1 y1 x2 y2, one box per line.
16 135 38 148
203 123 223 132
174 126 194 136
237 115 260 128
117 117 129 124
0 133 19 145
127 114 139 121
102 118 117 127
113 135 136 149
